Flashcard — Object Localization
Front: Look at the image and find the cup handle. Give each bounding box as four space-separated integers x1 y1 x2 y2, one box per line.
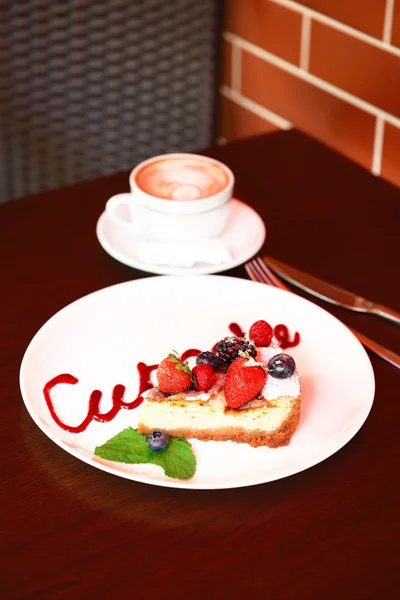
105 193 134 229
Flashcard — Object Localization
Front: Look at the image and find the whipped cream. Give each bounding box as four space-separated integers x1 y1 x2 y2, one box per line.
243 356 265 368
256 346 300 400
262 371 300 400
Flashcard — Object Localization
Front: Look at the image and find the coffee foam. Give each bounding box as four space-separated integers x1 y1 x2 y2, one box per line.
135 157 229 200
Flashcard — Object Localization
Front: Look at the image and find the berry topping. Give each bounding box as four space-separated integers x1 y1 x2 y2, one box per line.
157 350 192 393
216 357 230 373
192 364 216 391
215 336 256 366
249 320 273 347
268 353 295 379
224 356 267 408
196 351 220 370
146 430 169 453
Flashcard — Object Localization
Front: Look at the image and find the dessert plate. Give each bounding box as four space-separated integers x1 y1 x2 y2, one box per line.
96 198 266 275
19 275 375 490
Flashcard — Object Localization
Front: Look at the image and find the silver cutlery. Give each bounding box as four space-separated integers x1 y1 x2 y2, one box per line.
263 256 400 326
245 257 400 370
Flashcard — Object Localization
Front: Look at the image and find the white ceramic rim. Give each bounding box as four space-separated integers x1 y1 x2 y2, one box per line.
19 275 376 490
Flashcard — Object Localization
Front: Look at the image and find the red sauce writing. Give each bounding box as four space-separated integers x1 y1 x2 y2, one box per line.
137 362 159 397
181 348 201 362
274 324 300 349
44 364 157 434
229 322 245 337
43 322 299 433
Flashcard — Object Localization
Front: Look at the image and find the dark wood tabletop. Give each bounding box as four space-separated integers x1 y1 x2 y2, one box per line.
1 130 399 599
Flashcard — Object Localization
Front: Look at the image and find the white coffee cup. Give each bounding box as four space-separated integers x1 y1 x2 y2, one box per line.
105 153 234 242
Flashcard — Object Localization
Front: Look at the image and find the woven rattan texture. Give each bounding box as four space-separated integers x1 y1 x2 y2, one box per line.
0 1 221 202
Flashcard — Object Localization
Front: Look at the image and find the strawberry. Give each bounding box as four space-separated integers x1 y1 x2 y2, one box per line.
249 320 273 347
157 350 192 393
192 364 216 391
224 356 266 408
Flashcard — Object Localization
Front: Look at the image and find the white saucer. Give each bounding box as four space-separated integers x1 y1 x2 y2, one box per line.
96 198 266 275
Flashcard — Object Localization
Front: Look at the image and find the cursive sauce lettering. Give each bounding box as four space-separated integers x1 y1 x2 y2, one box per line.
43 364 158 434
181 348 201 362
229 322 245 337
137 362 158 398
274 324 300 349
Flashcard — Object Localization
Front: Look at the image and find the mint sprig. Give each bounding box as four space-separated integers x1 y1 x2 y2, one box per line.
94 427 196 480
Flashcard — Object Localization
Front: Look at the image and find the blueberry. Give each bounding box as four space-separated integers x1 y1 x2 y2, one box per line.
146 430 169 452
268 353 295 379
217 357 229 373
196 351 220 370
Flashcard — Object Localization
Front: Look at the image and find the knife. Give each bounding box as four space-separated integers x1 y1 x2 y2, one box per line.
264 256 400 326
254 257 400 369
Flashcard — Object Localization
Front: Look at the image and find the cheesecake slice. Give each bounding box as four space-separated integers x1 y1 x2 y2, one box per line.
137 360 301 448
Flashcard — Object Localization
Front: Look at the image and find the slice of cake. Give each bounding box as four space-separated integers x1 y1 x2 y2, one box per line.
137 370 300 448
137 324 301 448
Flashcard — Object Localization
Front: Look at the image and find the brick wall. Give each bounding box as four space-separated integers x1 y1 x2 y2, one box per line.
219 0 400 187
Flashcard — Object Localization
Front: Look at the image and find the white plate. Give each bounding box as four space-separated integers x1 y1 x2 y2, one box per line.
19 276 375 490
96 198 266 275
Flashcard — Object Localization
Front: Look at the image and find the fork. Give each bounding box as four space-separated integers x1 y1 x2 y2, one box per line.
245 257 400 370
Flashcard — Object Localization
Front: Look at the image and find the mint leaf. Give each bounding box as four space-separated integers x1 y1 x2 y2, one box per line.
94 427 148 464
150 437 196 480
94 427 196 480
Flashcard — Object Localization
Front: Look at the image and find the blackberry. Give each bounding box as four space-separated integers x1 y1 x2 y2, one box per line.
215 336 256 365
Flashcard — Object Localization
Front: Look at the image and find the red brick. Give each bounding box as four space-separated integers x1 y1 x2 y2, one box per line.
390 0 400 48
219 95 280 141
309 21 400 118
224 0 302 65
381 122 400 188
296 0 386 39
241 50 375 169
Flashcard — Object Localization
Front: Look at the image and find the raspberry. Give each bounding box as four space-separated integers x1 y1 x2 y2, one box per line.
249 320 273 347
192 364 216 391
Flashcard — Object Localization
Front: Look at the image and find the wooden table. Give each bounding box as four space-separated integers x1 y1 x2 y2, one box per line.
1 131 399 599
